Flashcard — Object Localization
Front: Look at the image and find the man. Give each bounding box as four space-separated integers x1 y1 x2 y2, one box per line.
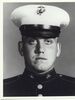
4 4 75 96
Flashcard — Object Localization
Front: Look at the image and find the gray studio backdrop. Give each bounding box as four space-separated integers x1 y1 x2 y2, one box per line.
3 2 75 79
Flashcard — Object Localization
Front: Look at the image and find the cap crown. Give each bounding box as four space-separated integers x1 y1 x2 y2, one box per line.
11 5 70 28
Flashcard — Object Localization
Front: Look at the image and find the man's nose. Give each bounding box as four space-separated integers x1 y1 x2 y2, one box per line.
35 41 45 54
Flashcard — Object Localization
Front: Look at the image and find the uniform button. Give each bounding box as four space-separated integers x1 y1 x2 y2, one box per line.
38 94 43 96
37 84 43 89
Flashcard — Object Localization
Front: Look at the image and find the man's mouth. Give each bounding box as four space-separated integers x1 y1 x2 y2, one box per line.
36 57 47 60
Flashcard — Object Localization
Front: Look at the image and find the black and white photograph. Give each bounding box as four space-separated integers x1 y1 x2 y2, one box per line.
3 2 75 97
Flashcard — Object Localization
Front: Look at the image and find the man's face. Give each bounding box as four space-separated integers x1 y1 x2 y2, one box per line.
23 37 61 73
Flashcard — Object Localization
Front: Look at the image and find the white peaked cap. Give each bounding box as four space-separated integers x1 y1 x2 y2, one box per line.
11 4 70 28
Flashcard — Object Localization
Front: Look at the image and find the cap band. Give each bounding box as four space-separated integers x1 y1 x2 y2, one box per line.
19 25 60 38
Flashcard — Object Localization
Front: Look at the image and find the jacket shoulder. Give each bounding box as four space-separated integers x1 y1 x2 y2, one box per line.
4 74 22 85
57 73 75 84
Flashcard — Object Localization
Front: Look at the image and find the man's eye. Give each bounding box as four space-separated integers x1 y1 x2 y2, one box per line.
27 39 37 45
44 39 53 45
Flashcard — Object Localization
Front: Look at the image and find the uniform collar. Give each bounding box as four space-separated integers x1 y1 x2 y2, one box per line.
23 68 57 82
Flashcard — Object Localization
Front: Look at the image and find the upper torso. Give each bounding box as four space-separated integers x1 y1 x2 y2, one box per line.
4 69 75 96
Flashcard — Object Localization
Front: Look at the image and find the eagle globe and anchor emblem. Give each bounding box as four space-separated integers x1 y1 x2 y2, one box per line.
36 6 45 15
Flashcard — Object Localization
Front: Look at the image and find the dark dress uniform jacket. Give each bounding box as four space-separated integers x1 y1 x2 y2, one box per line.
4 68 75 96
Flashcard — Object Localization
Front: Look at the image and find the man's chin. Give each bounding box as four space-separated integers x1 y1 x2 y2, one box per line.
31 66 54 75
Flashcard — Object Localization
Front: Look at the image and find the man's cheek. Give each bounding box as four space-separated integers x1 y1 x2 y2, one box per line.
27 50 34 59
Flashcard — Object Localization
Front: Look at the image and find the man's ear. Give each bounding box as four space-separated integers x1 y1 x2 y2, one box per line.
18 41 24 56
56 42 61 57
